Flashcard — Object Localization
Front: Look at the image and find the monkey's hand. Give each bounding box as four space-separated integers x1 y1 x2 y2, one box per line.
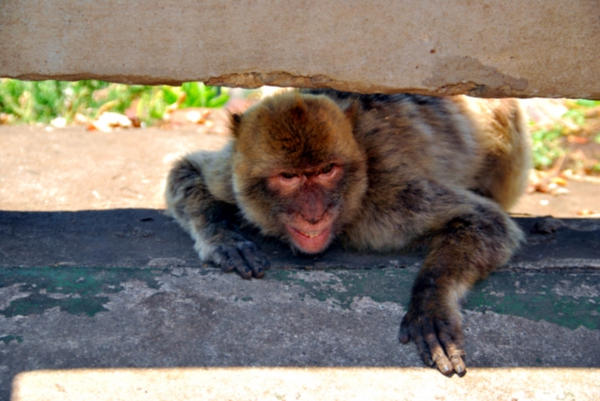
204 234 270 280
166 153 271 279
399 277 467 376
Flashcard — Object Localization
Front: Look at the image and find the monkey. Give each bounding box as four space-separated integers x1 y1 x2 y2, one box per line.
165 89 530 376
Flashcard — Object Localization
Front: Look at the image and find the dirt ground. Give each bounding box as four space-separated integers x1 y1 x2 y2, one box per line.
1 123 599 218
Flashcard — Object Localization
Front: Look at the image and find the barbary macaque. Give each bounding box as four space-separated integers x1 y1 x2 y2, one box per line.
166 89 529 375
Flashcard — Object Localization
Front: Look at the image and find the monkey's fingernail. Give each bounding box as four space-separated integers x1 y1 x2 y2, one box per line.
455 365 465 375
238 268 252 279
441 365 451 374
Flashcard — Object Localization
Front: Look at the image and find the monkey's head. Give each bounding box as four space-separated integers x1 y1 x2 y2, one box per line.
230 91 368 254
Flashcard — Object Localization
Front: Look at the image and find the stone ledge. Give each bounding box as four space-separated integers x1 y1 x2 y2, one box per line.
12 367 600 401
1 0 599 98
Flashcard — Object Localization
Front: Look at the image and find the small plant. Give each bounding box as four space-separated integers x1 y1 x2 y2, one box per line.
529 99 600 174
0 79 229 125
530 125 564 170
179 82 229 108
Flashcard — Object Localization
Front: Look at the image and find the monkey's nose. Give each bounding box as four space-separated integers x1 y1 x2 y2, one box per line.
300 197 326 224
302 214 324 225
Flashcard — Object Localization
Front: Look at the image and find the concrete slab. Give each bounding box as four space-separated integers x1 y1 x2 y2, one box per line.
11 367 600 401
1 209 600 400
2 1 600 98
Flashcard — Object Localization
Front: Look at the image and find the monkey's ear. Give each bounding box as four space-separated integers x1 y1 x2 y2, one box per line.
341 100 358 124
290 95 308 122
229 112 243 138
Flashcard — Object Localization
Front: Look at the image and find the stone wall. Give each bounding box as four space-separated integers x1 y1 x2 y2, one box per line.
1 0 599 98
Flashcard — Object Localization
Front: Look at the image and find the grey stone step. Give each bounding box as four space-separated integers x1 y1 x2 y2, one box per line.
1 210 599 400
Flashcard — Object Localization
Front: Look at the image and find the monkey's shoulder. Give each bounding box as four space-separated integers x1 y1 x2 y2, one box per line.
301 88 448 110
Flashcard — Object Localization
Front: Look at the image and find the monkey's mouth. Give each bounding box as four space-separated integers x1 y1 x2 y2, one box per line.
286 225 333 254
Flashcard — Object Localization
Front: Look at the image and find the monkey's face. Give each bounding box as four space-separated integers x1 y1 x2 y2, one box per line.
230 91 368 254
267 162 344 253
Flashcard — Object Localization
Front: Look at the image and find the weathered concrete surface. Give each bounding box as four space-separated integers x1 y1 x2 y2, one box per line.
1 222 600 400
12 368 600 401
1 0 599 98
1 126 600 400
1 246 600 400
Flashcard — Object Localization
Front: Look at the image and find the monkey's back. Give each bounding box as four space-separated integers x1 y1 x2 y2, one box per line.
309 90 484 192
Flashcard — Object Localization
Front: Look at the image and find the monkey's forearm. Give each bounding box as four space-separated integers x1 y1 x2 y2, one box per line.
166 157 269 279
400 202 523 376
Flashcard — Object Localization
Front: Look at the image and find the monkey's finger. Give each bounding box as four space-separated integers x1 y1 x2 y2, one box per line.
254 250 271 271
399 318 411 344
446 346 466 376
238 241 270 278
398 313 411 344
234 261 254 279
423 324 453 375
410 324 435 366
437 337 466 376
219 246 254 279
436 320 467 376
433 354 454 376
214 246 236 273
414 335 434 367
399 314 434 365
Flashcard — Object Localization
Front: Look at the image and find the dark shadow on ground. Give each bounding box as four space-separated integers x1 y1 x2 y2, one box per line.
1 209 599 269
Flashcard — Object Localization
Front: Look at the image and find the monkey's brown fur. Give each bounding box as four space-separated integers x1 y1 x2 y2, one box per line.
166 89 530 376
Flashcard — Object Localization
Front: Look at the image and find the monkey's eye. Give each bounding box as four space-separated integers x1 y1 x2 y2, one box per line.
280 172 298 180
320 164 334 175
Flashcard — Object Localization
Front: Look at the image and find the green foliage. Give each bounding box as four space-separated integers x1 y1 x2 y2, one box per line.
574 99 600 108
180 82 229 108
530 99 600 172
562 108 586 126
0 79 229 125
531 126 564 169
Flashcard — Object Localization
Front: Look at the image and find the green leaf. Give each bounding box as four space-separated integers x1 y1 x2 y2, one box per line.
162 86 179 105
575 99 600 108
207 94 230 108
